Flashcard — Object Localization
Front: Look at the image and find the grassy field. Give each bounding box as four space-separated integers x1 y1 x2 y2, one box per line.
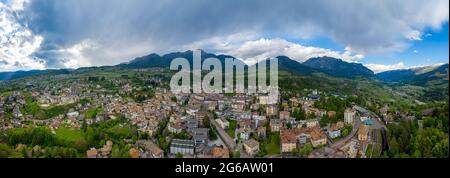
1 91 12 97
365 144 373 157
226 119 237 138
261 133 280 155
55 127 85 143
21 101 76 120
84 107 103 119
105 124 136 140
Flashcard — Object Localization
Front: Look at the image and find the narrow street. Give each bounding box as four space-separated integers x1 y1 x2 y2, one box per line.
331 118 361 149
211 119 249 158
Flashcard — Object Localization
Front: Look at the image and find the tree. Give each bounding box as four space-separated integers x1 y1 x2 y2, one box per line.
208 127 218 141
298 143 313 157
7 127 56 147
341 125 352 137
0 144 14 158
202 115 218 141
173 131 189 139
111 146 122 158
342 129 349 137
389 137 399 156
233 151 240 158
203 116 210 127
286 123 293 129
319 115 329 127
385 116 449 158
85 127 98 147
175 152 183 158
293 108 306 121
308 112 316 119
73 139 87 151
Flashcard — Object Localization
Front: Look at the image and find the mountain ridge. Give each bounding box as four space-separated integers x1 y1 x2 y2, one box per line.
1 50 447 85
302 56 375 78
376 63 449 86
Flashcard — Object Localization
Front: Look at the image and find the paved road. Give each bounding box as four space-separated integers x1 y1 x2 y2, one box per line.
211 120 249 158
331 118 361 149
264 154 298 158
211 120 235 150
331 105 388 150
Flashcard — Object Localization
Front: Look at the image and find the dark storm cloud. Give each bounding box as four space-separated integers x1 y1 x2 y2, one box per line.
13 0 450 68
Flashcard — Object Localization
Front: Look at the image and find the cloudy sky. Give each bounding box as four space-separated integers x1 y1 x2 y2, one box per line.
0 0 448 73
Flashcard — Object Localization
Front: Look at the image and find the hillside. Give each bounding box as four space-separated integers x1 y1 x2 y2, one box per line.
0 69 71 81
377 64 449 86
117 50 245 69
303 56 375 78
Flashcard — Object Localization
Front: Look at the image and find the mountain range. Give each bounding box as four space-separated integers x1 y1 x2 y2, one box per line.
0 69 71 81
376 63 449 86
117 50 244 70
303 56 374 78
1 50 448 88
119 50 375 78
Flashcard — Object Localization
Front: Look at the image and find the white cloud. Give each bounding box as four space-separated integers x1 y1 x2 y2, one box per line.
413 50 419 53
366 62 447 74
1 0 448 71
37 38 157 69
57 39 98 69
406 30 423 41
181 31 259 53
7 0 30 11
409 63 445 70
365 62 406 73
200 38 365 65
21 0 449 69
0 0 46 71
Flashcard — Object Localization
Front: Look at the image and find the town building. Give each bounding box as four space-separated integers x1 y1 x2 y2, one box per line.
192 128 208 145
129 148 141 158
215 118 230 129
358 125 369 141
328 122 344 138
344 108 356 124
281 129 297 153
86 148 98 158
327 111 336 118
185 118 198 133
298 133 308 144
195 111 208 127
212 146 230 158
310 128 327 147
266 105 278 116
270 119 281 132
306 119 319 128
168 121 184 134
243 139 260 156
279 111 290 120
257 126 267 139
253 115 267 128
170 139 195 155
135 140 164 158
239 128 252 140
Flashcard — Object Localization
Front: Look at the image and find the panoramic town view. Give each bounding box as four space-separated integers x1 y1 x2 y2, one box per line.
0 0 448 159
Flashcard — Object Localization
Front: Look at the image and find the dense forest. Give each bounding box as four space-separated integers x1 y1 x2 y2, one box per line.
384 103 449 158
